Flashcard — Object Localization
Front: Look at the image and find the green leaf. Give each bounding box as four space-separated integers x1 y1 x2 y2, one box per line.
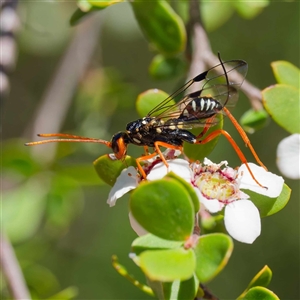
130 178 194 241
46 287 79 300
233 1 269 19
244 183 291 217
238 266 272 299
24 263 60 296
176 275 199 300
240 108 269 134
136 89 171 118
93 154 136 186
131 1 186 55
200 2 234 32
194 233 233 283
183 114 223 161
247 265 272 288
132 234 183 256
149 55 187 80
138 248 196 282
242 287 279 300
262 84 300 134
78 0 93 12
148 275 199 300
165 172 200 213
70 0 122 26
271 61 300 89
1 176 48 243
70 8 95 26
87 0 124 8
70 0 100 26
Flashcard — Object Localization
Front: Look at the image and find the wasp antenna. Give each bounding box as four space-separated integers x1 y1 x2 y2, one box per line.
37 133 101 140
25 136 112 148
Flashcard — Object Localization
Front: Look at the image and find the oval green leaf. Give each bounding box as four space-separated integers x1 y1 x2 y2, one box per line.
200 2 234 32
139 248 196 282
132 234 183 256
136 89 171 118
242 287 279 300
244 183 291 217
240 108 269 134
130 178 194 241
93 154 136 186
183 114 223 161
131 1 186 55
194 233 233 283
46 287 79 300
262 84 300 134
165 172 200 213
233 1 269 19
238 265 272 299
271 61 300 89
149 55 187 80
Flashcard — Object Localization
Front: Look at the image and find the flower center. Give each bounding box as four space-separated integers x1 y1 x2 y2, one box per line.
195 171 236 202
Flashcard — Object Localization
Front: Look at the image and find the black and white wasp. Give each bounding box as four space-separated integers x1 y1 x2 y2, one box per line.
26 55 267 186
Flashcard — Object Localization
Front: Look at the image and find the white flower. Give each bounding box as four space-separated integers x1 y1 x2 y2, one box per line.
107 150 185 207
107 166 139 207
276 133 300 179
106 154 284 244
191 159 284 244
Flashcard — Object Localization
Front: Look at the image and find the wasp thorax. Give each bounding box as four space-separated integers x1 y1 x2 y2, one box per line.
126 117 156 133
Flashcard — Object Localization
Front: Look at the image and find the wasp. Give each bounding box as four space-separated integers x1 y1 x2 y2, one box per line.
26 55 267 187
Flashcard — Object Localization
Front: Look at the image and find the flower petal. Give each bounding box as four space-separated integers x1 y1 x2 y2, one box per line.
276 133 300 179
107 167 139 207
194 188 224 213
224 200 261 244
129 212 148 236
238 163 284 198
147 159 192 182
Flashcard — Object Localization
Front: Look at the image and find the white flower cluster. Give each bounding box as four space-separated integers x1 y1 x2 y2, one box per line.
107 155 284 244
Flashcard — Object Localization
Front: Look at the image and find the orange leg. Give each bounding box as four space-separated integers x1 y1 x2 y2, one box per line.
136 142 183 179
197 129 267 189
223 107 267 171
196 116 216 139
143 146 150 156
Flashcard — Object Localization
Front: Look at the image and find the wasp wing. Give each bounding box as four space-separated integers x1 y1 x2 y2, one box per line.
147 59 248 120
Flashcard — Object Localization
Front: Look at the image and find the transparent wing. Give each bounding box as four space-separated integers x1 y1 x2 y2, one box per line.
148 59 248 121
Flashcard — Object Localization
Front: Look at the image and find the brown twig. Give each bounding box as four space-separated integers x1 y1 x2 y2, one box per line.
0 233 31 299
187 0 263 110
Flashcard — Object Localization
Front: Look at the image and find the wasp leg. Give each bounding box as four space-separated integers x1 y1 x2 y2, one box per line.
136 152 160 179
154 142 183 170
223 107 267 171
196 129 267 189
196 116 216 140
143 146 150 156
135 143 183 179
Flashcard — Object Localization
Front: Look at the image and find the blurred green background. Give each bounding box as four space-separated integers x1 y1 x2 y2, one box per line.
2 1 299 299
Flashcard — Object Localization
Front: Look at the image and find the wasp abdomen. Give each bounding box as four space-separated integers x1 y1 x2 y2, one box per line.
180 97 222 121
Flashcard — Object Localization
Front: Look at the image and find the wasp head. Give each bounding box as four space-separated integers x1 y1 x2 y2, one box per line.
111 132 130 160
